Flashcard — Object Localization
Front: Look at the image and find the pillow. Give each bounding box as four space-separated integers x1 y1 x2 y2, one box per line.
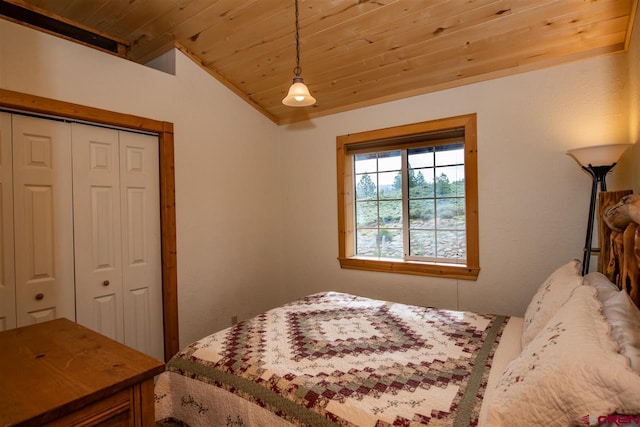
602 290 640 372
521 259 582 348
584 272 620 303
484 286 640 426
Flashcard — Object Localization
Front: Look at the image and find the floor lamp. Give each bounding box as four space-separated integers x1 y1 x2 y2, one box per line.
568 143 631 275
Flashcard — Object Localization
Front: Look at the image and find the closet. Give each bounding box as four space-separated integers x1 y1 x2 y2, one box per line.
0 112 163 361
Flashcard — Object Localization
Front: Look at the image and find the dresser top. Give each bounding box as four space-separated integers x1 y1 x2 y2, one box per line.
0 318 165 426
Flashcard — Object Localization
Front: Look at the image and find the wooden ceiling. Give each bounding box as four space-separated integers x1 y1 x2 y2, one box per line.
4 0 638 124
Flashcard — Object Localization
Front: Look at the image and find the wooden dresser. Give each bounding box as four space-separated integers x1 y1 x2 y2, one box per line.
0 318 165 426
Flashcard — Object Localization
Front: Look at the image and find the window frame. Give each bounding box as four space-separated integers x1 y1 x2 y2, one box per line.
336 114 479 280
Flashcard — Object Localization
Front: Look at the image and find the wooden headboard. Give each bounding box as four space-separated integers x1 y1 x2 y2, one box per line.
598 190 640 308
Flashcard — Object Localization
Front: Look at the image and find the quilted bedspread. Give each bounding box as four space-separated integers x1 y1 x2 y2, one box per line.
155 292 508 426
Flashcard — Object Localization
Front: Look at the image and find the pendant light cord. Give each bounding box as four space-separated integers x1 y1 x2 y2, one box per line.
282 0 316 106
294 0 301 77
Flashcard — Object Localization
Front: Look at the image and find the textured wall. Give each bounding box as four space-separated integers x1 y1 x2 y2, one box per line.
0 20 284 348
1 12 637 348
629 9 640 193
277 49 634 317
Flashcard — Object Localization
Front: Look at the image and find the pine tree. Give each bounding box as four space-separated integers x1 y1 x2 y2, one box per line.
436 173 451 195
357 173 376 199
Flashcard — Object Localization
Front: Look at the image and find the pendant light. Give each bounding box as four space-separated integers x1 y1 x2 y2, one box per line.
282 0 316 107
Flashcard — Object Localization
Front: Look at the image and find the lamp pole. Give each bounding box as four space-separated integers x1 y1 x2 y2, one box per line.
581 164 615 275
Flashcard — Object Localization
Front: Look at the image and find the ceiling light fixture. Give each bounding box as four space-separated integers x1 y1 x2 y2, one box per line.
282 0 316 107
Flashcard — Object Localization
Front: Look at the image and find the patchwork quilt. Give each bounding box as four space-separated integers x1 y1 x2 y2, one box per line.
155 292 508 426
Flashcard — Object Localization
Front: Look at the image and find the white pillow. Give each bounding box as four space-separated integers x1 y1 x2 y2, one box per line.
521 259 583 348
603 290 640 372
584 272 620 302
484 286 640 427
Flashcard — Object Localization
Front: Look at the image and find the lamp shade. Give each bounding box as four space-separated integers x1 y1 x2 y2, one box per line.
282 78 316 107
567 143 631 167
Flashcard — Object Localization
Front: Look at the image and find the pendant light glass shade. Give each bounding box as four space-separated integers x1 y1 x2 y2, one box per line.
282 0 316 107
283 76 316 106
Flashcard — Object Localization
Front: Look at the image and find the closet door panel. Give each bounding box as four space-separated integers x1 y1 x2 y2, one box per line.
72 123 124 342
12 115 74 327
0 113 15 331
25 307 56 324
93 293 119 338
120 131 163 361
92 186 117 267
24 186 55 275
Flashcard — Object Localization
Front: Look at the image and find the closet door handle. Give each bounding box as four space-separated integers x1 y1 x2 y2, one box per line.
35 293 44 301
103 280 110 287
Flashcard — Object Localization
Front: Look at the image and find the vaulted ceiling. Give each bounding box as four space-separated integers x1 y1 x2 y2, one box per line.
3 0 638 124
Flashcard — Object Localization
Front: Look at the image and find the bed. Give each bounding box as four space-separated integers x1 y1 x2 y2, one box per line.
155 191 640 426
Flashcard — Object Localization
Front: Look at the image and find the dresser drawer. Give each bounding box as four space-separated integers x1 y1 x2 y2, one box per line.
46 389 132 427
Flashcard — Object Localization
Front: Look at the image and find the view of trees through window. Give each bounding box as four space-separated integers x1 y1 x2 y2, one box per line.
354 143 466 262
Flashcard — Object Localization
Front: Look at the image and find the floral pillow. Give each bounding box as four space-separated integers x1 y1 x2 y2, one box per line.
484 286 640 426
521 259 582 348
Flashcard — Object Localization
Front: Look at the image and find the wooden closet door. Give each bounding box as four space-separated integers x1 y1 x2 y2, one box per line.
119 131 163 361
12 115 75 327
72 123 124 342
0 113 15 331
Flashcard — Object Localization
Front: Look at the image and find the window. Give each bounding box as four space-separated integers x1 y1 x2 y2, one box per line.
336 114 479 280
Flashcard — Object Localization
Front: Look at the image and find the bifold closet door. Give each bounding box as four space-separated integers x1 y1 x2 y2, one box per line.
72 124 125 342
0 113 15 331
119 131 163 361
12 115 75 327
73 124 163 360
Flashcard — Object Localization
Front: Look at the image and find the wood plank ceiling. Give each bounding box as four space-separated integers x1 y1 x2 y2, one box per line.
5 0 638 124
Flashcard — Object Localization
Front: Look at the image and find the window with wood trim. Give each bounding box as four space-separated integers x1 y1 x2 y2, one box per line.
336 114 479 280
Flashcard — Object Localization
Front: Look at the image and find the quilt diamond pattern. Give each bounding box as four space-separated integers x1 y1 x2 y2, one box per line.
166 292 508 426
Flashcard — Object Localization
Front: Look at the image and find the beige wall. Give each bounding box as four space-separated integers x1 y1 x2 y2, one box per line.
278 37 635 317
1 12 637 346
629 10 640 192
0 19 284 347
